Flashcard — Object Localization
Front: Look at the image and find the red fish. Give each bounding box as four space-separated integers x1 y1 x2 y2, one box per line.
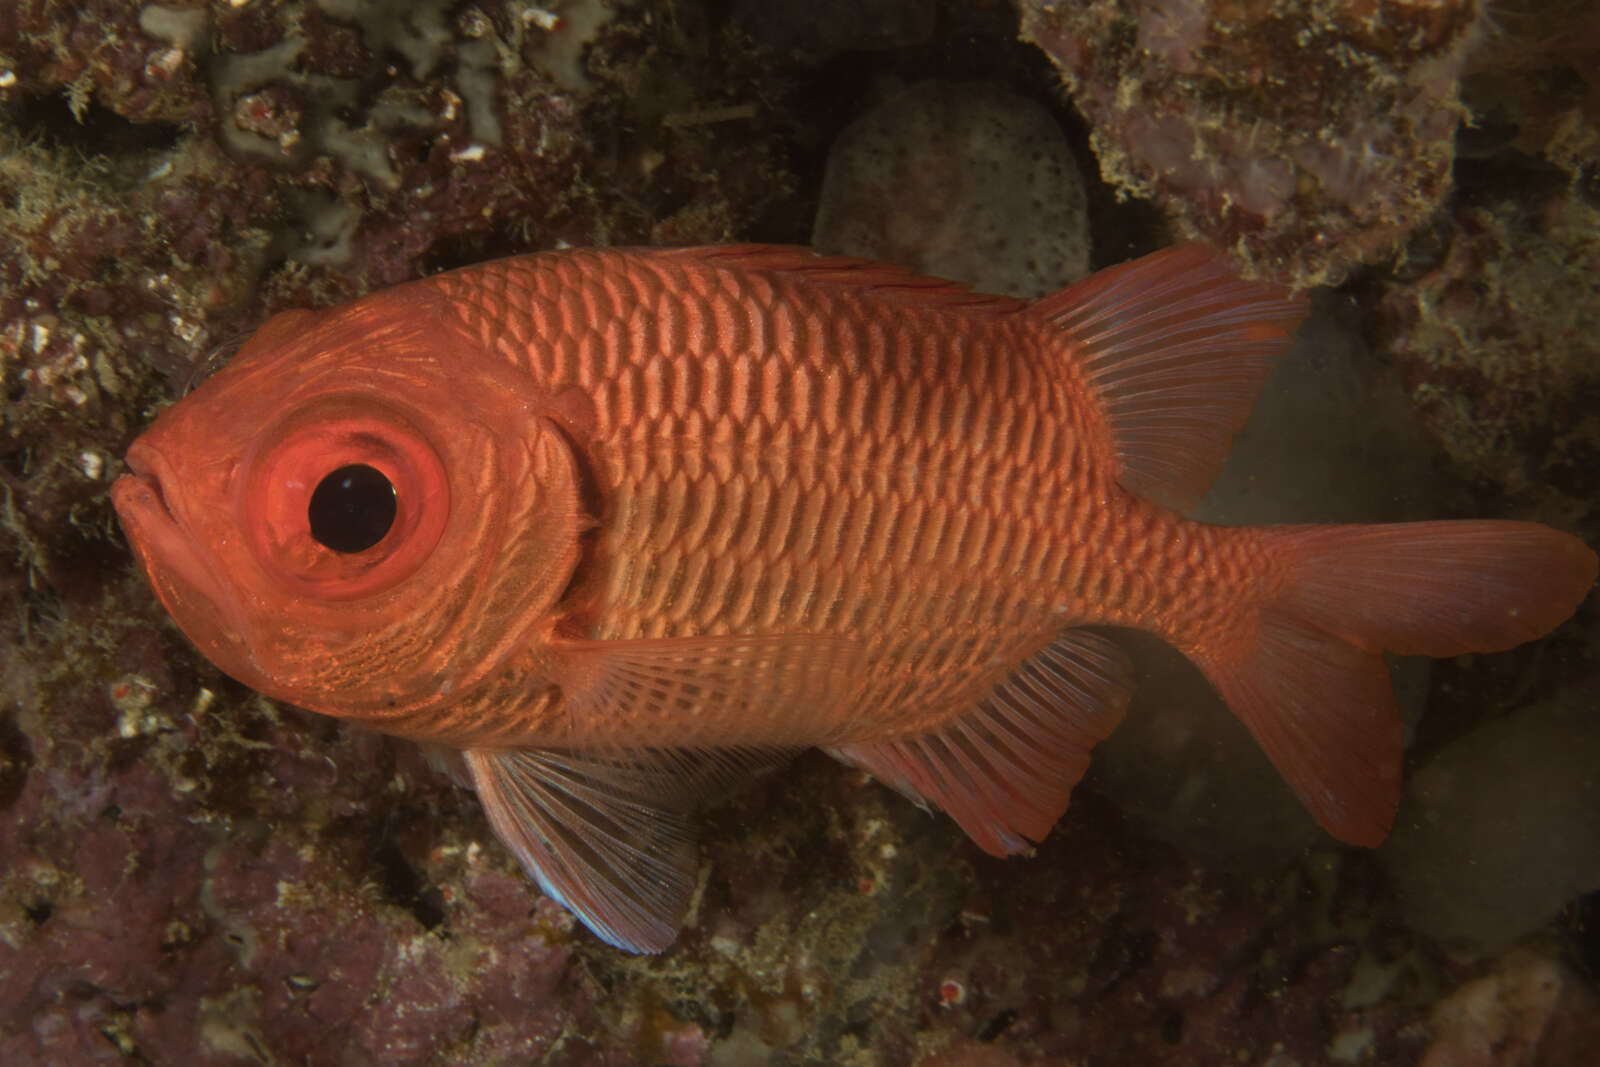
110 245 1597 952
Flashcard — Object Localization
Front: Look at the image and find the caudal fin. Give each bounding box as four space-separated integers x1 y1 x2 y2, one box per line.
1193 521 1596 847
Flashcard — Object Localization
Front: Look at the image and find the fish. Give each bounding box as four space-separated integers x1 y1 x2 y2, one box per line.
110 244 1598 953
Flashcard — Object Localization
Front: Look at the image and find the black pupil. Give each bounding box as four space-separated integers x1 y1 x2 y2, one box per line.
308 464 397 553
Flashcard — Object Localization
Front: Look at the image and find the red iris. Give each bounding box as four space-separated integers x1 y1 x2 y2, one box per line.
239 397 450 601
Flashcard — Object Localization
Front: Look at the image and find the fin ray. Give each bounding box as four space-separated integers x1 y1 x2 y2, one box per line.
1033 245 1309 511
1274 521 1599 655
827 629 1134 856
1194 610 1402 848
1192 520 1597 847
463 748 702 953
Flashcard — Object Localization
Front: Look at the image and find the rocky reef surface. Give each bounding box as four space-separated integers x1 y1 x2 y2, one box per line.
1019 0 1479 287
2 1 1598 1064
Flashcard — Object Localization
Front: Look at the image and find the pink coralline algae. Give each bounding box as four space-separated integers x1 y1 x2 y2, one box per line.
0 700 587 1064
1019 0 1483 285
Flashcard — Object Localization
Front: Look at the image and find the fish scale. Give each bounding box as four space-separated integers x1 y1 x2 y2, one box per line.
435 250 1100 733
112 243 1596 952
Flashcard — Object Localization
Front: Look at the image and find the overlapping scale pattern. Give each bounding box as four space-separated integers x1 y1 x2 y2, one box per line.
431 248 1187 738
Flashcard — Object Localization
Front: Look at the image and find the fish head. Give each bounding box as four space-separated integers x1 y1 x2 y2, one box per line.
111 283 590 733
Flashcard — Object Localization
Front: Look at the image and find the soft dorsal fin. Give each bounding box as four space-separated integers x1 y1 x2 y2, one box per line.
646 244 1030 317
1031 245 1310 512
824 628 1135 856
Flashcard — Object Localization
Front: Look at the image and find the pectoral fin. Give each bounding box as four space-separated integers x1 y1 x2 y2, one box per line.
549 631 869 748
826 629 1134 856
463 748 704 953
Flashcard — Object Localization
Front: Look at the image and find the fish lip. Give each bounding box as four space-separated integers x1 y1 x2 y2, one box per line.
116 441 185 546
112 443 261 672
120 440 168 514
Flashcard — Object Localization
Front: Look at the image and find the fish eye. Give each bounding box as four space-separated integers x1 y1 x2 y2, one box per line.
308 463 397 553
242 399 449 601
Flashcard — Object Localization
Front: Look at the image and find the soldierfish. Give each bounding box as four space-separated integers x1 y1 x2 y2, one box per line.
110 245 1597 952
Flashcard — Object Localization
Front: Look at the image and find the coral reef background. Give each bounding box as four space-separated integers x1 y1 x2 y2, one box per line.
2 1 1598 1064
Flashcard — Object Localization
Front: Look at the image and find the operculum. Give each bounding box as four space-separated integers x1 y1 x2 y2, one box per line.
451 413 590 666
401 411 589 718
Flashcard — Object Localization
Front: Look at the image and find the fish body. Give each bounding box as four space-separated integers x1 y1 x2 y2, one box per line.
111 245 1597 952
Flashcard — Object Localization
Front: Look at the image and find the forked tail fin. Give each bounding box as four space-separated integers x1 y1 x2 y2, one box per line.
1191 521 1596 847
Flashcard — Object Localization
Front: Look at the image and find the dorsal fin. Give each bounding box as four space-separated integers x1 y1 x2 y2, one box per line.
1032 245 1310 512
647 242 1306 510
824 628 1134 856
646 244 1030 316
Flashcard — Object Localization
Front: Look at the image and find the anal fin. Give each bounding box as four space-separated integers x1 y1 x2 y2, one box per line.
826 629 1134 856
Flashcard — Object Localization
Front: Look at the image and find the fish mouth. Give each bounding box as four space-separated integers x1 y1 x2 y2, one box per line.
112 443 262 681
115 441 187 552
118 442 172 523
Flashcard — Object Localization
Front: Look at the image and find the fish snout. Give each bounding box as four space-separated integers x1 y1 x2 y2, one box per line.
112 444 264 684
115 440 171 522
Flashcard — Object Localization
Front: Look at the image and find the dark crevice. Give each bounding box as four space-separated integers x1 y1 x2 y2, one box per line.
3 92 183 158
977 1008 1018 1042
1567 890 1600 980
373 838 447 931
0 712 34 809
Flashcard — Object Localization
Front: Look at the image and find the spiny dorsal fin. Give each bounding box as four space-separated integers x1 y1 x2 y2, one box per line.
825 628 1134 856
1032 245 1310 512
647 244 1029 316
